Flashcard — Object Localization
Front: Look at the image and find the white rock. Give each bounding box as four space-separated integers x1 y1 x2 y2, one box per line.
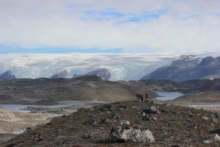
119 120 130 125
202 116 208 120
203 134 220 144
108 126 155 143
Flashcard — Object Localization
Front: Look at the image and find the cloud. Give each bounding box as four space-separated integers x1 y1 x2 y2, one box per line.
0 0 220 53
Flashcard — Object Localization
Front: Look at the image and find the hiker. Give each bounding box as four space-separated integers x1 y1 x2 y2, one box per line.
145 92 149 100
140 93 144 101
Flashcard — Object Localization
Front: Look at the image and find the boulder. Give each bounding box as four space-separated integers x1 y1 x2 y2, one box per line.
100 119 112 124
202 116 208 120
202 134 220 144
142 115 157 121
82 118 97 125
142 106 160 114
107 126 155 143
109 113 120 119
24 127 32 133
119 120 130 125
32 134 43 141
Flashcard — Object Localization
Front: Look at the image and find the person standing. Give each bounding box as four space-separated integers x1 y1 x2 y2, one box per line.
145 93 149 100
140 93 144 101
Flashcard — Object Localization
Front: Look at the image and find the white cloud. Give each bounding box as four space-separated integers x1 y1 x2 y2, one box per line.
0 0 220 53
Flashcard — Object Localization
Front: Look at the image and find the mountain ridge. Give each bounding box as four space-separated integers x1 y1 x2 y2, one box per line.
141 56 220 81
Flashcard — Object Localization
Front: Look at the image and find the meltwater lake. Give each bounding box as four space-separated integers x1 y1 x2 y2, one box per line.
0 101 107 113
155 91 183 101
155 92 220 107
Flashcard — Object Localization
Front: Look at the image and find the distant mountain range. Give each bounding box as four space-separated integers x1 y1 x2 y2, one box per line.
1 53 220 81
141 56 220 81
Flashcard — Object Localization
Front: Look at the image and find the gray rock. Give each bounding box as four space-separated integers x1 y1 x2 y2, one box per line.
214 113 220 118
82 118 97 125
142 115 157 121
109 113 120 119
188 113 194 117
24 127 32 133
210 113 216 119
119 120 130 125
212 118 218 124
183 122 197 129
202 134 220 144
32 134 43 141
100 119 112 124
107 126 155 143
142 106 160 114
141 111 146 116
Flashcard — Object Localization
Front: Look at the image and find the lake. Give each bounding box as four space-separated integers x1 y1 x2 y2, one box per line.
155 91 183 101
190 104 220 107
0 100 107 113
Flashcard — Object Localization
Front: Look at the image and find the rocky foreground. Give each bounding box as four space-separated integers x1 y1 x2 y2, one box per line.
3 100 220 147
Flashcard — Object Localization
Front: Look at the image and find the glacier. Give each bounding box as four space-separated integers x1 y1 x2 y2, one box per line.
0 53 180 81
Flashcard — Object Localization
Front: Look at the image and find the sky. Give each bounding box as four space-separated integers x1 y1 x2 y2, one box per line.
0 0 220 53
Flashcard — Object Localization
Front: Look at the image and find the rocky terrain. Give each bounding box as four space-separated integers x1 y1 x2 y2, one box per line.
3 100 220 146
141 56 220 81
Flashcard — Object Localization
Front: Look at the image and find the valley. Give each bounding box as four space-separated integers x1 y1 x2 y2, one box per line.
1 76 220 146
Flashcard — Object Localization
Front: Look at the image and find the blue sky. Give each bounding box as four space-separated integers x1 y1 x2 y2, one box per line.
0 0 220 53
0 45 122 53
